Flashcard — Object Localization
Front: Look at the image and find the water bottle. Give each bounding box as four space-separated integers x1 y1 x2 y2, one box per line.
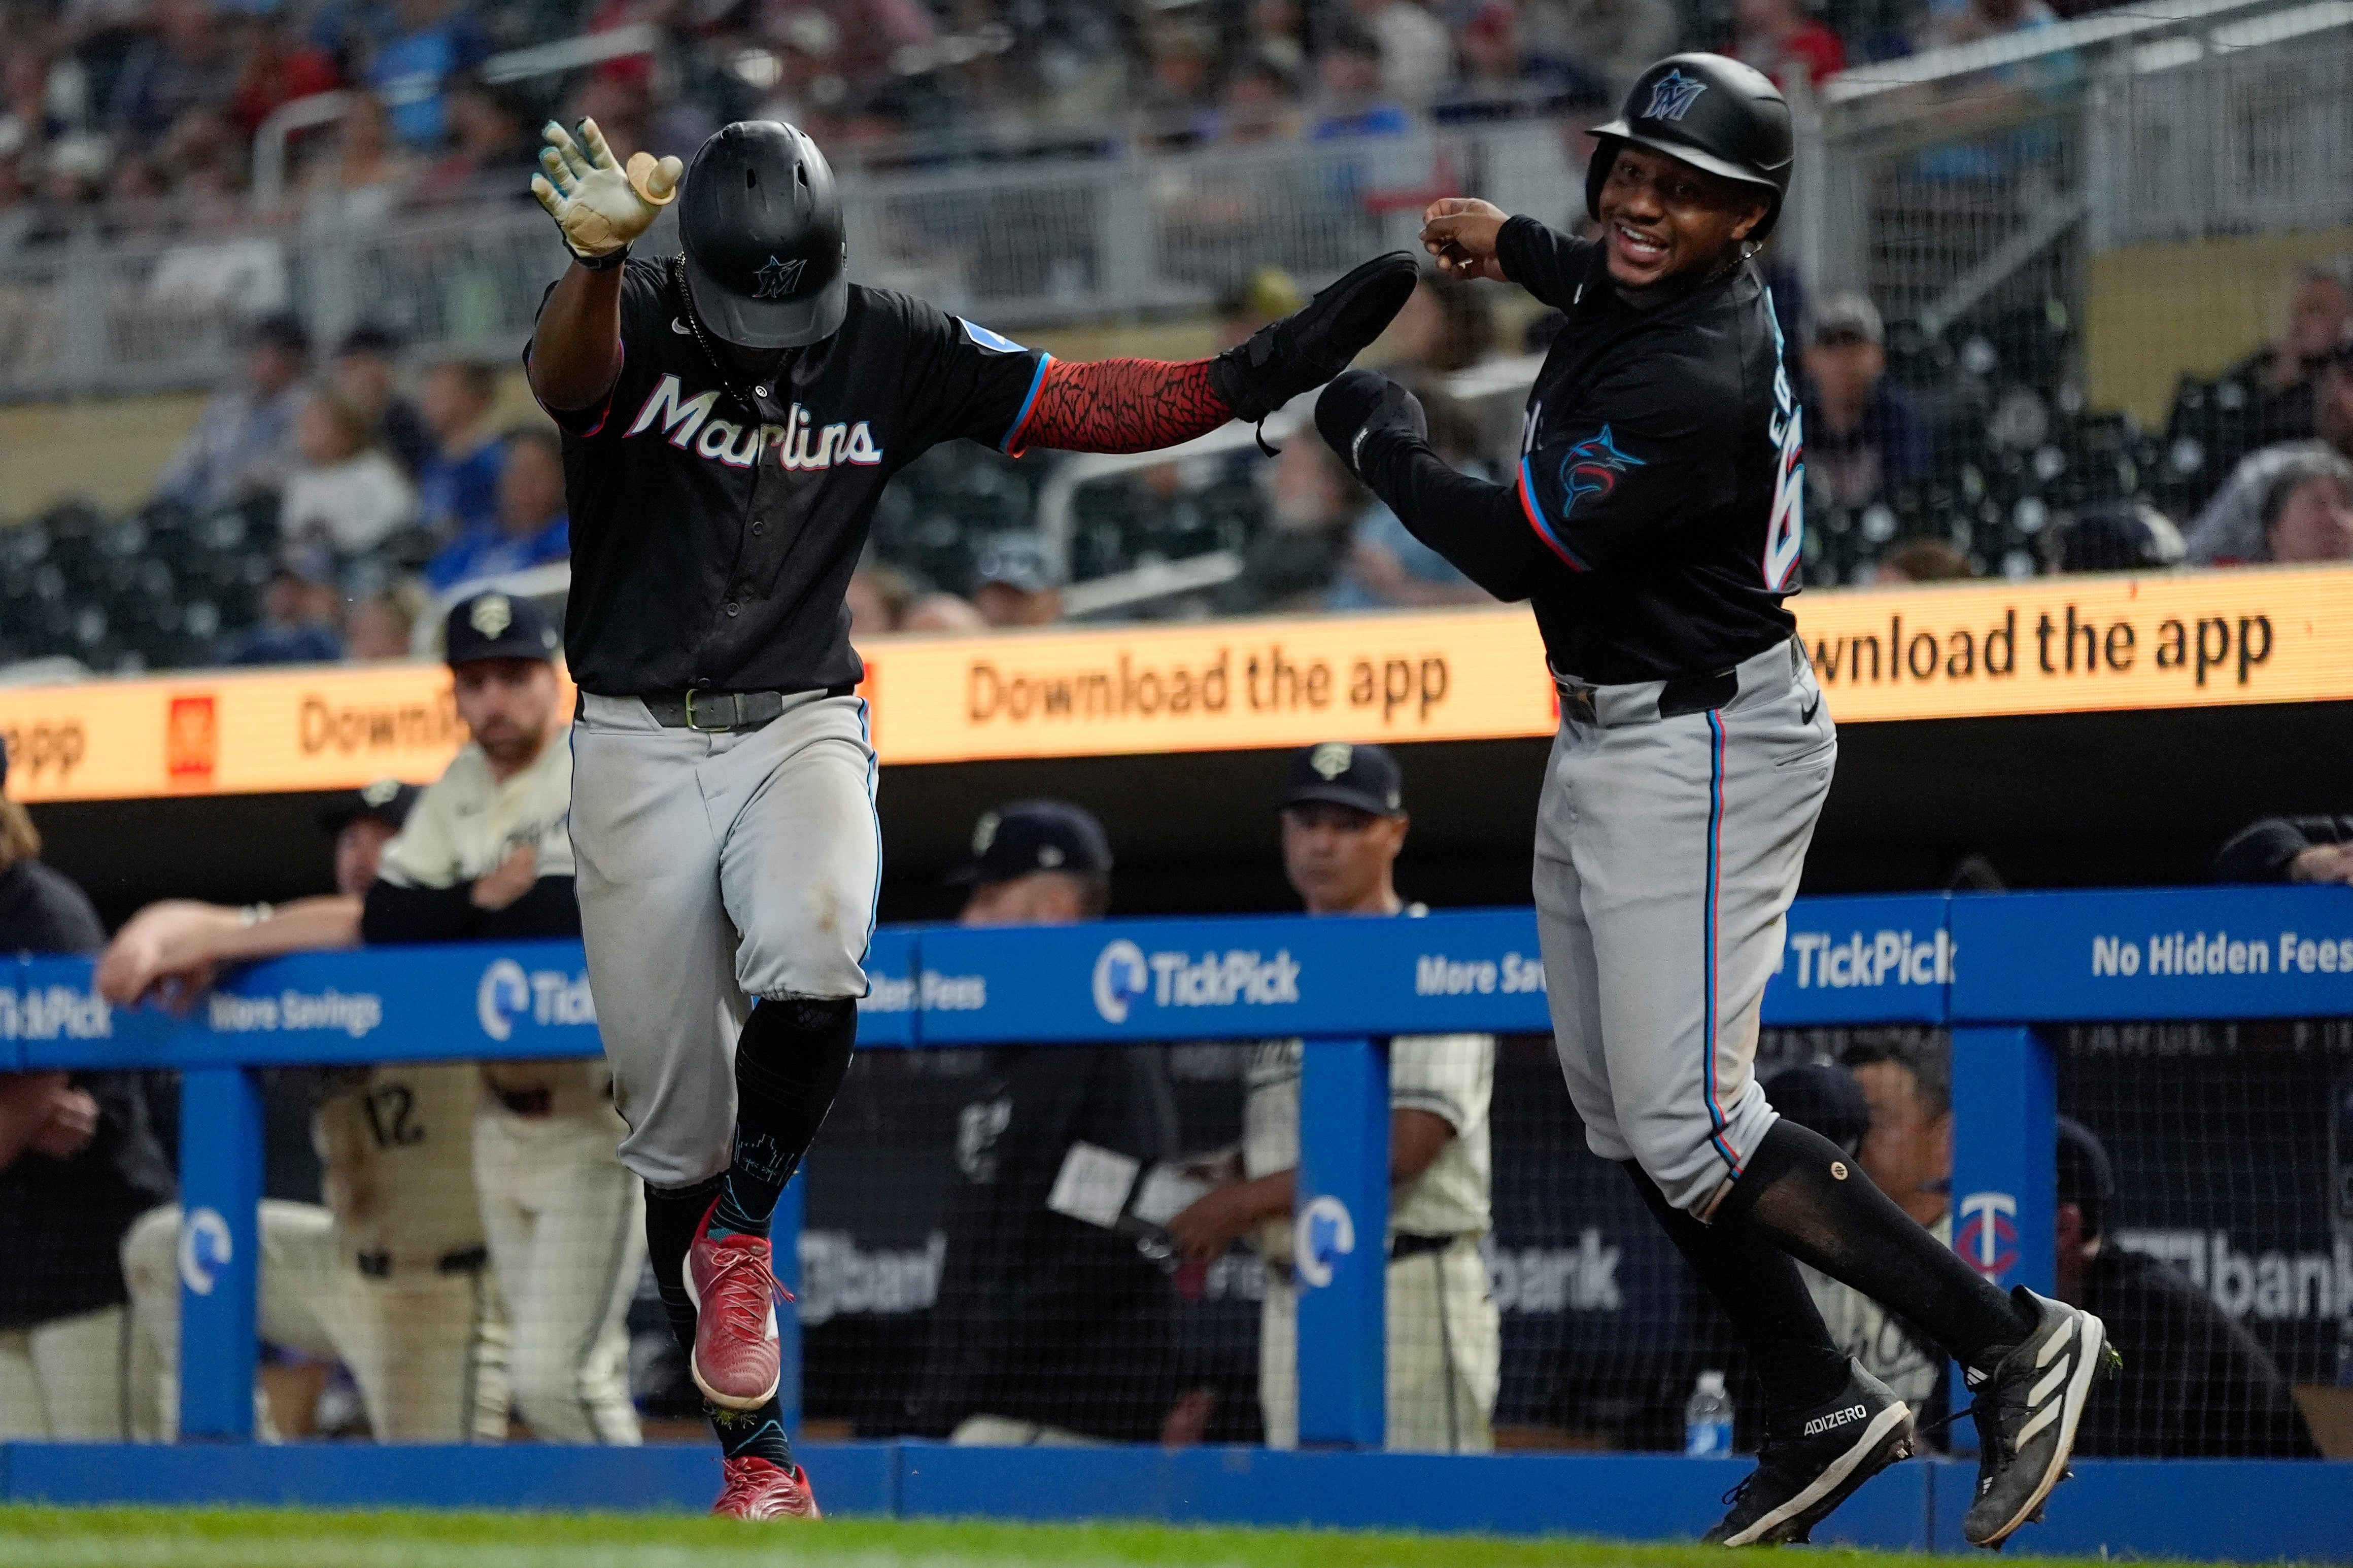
1684 1369 1734 1456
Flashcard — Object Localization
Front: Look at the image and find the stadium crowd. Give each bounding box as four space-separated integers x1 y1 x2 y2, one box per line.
0 0 2151 241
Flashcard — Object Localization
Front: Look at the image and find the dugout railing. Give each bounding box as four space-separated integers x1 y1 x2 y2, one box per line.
2 887 2348 1559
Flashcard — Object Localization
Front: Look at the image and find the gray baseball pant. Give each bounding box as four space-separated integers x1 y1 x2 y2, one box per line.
569 690 879 1191
1533 637 1834 1215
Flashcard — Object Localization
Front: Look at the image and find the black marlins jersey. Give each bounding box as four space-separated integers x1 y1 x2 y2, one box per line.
1495 215 1802 683
533 257 1048 696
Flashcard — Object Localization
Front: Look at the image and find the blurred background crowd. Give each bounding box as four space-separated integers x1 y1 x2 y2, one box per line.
0 0 2346 679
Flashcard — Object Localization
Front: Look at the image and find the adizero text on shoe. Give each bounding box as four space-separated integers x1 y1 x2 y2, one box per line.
1963 1286 2118 1549
686 1196 783 1411
712 1455 820 1520
1705 1362 1915 1546
1208 251 1420 422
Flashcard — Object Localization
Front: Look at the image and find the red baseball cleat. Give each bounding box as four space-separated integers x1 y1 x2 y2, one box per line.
712 1455 821 1520
685 1196 783 1410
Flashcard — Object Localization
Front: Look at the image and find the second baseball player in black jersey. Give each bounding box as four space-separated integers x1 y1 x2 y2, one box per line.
525 115 1417 1518
1315 53 2112 1553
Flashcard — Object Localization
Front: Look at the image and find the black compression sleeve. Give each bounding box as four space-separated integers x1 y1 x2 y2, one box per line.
1495 214 1591 310
360 881 485 945
1355 428 1551 601
480 876 584 939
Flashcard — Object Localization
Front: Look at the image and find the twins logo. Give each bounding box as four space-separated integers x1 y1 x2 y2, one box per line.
1957 1191 2021 1280
1644 68 1708 122
753 255 805 300
1559 426 1645 517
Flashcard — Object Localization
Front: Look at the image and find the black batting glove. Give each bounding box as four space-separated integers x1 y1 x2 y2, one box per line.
1316 369 1427 479
1209 252 1419 424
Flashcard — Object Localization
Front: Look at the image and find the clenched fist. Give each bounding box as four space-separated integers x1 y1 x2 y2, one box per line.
530 118 683 261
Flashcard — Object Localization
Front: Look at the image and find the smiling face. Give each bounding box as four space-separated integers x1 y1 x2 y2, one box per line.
1593 143 1771 291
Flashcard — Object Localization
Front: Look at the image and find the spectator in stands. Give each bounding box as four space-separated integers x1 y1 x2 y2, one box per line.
114 595 643 1445
1349 0 1452 108
0 739 177 1443
970 532 1063 629
1135 22 1217 149
107 0 238 141
330 325 432 476
2185 332 2353 564
1802 293 1927 513
901 592 988 633
278 384 419 555
1384 269 1498 382
1435 1 1606 123
2254 447 2353 564
2057 1119 2320 1458
344 590 415 659
2043 502 2184 574
907 799 1184 1445
295 91 415 230
1731 0 1845 89
2215 812 2353 885
1763 1060 1947 1428
2166 259 2353 509
1308 24 1411 141
1215 268 1307 351
151 310 309 513
1214 54 1302 144
845 563 912 640
420 76 525 198
217 542 346 666
1522 0 1680 100
425 428 570 593
1167 742 1498 1453
1229 436 1360 612
368 0 486 150
226 13 341 141
1869 538 1972 583
416 357 503 541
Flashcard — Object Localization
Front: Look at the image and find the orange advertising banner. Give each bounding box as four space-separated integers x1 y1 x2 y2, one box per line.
2 565 2346 804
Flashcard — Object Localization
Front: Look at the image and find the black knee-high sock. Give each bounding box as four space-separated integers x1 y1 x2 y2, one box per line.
645 1177 794 1466
1716 1119 2036 1375
708 997 858 1241
1622 1161 1851 1413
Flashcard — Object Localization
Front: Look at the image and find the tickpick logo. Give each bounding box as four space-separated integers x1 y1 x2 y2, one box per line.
476 958 597 1040
1957 1191 2020 1279
1093 940 1151 1024
179 1207 233 1296
1295 1195 1356 1289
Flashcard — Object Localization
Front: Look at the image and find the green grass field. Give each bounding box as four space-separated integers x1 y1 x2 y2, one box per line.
0 1508 2245 1568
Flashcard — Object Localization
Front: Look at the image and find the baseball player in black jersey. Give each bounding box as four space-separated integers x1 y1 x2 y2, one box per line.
1313 54 2113 1549
525 117 1415 1518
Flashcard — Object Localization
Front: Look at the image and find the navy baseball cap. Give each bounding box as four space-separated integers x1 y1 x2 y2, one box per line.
1764 1063 1873 1155
2057 1117 2116 1239
445 592 558 667
1280 741 1404 816
950 799 1113 885
319 777 422 836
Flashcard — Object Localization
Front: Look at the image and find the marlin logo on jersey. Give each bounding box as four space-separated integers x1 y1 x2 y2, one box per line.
1644 69 1708 122
1761 289 1805 591
1559 426 1644 516
625 374 883 471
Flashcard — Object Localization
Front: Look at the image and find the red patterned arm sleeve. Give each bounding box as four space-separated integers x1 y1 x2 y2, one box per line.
1004 358 1235 456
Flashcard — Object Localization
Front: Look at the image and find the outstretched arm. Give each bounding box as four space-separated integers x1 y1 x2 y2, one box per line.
525 118 680 413
1316 370 1551 600
1009 358 1234 455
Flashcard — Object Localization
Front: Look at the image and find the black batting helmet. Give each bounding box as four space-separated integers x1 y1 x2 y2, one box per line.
679 121 848 349
1587 54 1793 242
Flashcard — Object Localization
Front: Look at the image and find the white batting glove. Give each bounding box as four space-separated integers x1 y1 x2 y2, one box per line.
530 118 683 261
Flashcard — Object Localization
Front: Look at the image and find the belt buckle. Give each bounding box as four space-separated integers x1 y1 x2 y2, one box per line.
1558 682 1598 725
683 690 734 731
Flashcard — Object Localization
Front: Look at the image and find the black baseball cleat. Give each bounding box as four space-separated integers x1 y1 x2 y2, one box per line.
1963 1286 2120 1550
1704 1361 1914 1546
1209 251 1420 424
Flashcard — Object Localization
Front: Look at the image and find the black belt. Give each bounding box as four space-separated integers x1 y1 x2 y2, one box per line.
1388 1232 1459 1261
1553 665 1738 725
492 1086 551 1118
628 684 854 731
355 1244 488 1279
